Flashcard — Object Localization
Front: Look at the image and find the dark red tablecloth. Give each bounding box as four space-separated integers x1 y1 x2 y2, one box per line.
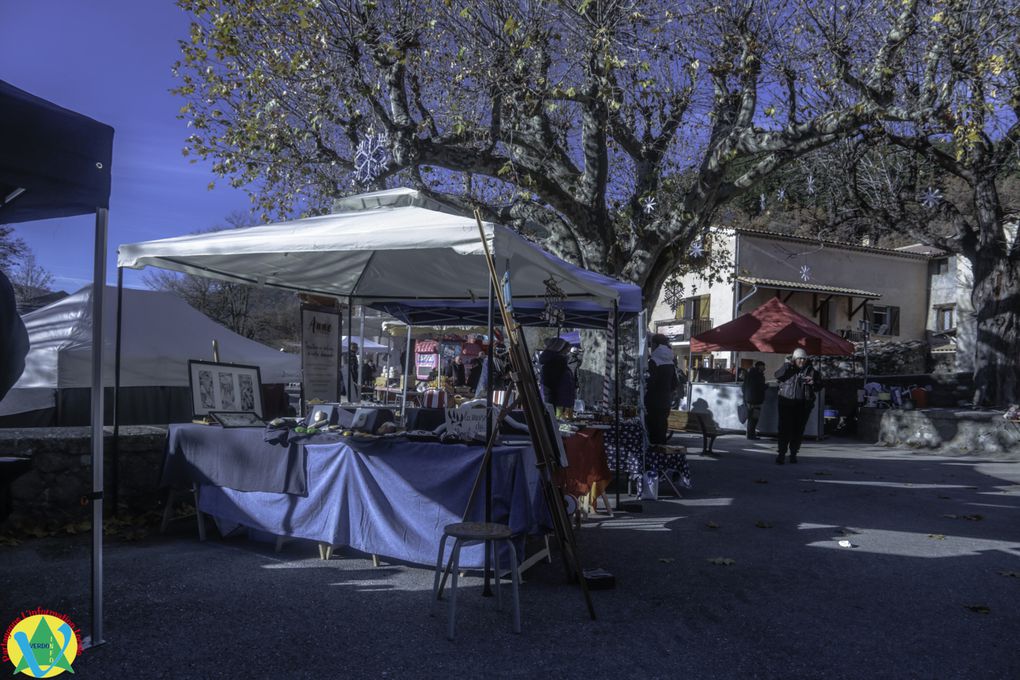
555 428 612 497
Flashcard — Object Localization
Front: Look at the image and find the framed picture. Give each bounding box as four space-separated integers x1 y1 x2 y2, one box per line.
306 403 337 427
210 411 266 428
188 360 264 418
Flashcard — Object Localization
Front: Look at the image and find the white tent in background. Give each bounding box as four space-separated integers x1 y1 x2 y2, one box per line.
0 285 300 423
341 335 389 351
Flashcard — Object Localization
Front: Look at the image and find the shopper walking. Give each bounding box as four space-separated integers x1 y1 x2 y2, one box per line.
774 348 822 464
645 334 679 445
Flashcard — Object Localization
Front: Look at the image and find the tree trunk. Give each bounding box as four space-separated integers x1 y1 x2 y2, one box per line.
969 255 1020 408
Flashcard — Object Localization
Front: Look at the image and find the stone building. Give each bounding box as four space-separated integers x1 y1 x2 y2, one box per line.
651 228 955 378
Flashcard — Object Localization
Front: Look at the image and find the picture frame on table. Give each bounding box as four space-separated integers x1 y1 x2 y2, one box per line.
188 360 264 419
210 411 267 428
306 403 337 427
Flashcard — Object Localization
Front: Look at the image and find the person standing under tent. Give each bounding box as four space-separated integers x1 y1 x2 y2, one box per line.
742 361 767 440
465 357 483 392
774 348 823 464
444 354 466 387
645 334 679 445
538 337 576 418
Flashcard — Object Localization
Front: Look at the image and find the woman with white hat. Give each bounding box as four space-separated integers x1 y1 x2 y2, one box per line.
774 348 823 464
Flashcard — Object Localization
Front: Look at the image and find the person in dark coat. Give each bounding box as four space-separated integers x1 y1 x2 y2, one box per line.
0 270 28 400
444 355 466 386
465 357 483 392
645 334 679 445
741 361 767 439
774 348 823 464
538 337 575 417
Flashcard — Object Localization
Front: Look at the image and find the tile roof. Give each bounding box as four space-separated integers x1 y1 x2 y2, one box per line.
733 228 933 260
737 276 882 299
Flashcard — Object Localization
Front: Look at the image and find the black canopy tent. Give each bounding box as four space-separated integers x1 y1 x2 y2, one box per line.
0 80 114 646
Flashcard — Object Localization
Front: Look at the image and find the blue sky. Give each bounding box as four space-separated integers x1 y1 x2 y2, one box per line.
0 0 251 291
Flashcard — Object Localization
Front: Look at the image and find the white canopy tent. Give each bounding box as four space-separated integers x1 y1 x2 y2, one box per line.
117 188 621 307
341 335 389 352
0 285 300 421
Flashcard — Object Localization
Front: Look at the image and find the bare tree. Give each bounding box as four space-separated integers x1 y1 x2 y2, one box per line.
797 0 1020 406
173 0 927 307
7 251 55 302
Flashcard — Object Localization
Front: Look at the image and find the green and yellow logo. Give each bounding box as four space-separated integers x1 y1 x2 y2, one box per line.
3 609 80 677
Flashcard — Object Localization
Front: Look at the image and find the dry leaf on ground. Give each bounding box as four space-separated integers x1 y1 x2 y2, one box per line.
707 557 736 566
964 604 990 614
928 534 946 540
706 521 720 529
755 521 773 529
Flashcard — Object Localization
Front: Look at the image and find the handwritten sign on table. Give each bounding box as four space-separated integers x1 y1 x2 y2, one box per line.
444 407 490 440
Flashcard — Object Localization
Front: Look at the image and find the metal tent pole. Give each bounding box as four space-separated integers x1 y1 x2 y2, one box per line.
400 325 413 424
89 207 108 647
613 301 621 510
346 299 354 403
111 268 124 516
483 277 495 597
358 309 365 402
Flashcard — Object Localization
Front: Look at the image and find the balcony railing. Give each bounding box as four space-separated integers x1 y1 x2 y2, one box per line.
654 317 713 342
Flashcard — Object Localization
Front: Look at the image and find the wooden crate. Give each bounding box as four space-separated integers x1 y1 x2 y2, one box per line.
667 410 690 430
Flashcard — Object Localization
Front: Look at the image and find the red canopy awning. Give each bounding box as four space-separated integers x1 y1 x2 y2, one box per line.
690 298 854 356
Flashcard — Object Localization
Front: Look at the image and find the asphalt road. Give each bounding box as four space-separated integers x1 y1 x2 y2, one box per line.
2 434 1019 679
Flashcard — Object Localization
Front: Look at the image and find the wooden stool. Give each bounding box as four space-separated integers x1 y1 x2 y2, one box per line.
430 521 521 640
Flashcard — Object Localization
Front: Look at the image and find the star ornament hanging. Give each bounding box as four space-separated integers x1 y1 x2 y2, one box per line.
689 240 705 258
919 187 942 210
799 265 812 282
354 132 390 184
641 195 657 215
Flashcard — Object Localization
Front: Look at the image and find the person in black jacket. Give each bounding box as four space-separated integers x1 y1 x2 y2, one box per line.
774 348 823 464
645 334 679 445
741 361 767 439
0 270 28 400
539 337 576 417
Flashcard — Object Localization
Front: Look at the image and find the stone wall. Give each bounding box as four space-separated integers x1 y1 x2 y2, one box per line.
0 426 168 529
815 340 932 378
857 408 1020 455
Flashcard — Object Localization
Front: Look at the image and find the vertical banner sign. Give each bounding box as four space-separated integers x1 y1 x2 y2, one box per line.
301 305 339 403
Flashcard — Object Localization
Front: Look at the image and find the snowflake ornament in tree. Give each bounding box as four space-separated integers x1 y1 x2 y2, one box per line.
641 195 657 215
663 279 684 312
542 277 567 326
776 187 786 202
806 175 816 195
919 187 942 210
354 132 390 184
759 192 767 212
799 265 812 282
689 240 705 258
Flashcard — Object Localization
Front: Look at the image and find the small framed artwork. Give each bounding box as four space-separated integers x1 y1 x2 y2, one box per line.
306 403 337 427
210 411 267 428
188 360 264 418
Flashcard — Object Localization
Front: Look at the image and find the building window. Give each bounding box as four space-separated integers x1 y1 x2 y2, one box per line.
935 305 955 331
676 295 710 321
933 258 949 275
869 305 900 336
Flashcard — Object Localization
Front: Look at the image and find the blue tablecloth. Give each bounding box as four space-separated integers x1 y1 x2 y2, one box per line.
195 436 547 568
162 424 308 495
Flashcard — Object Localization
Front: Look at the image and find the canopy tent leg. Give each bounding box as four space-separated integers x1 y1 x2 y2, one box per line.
612 301 621 510
358 310 366 402
89 207 108 647
482 276 494 597
111 268 124 516
400 325 413 424
346 299 354 404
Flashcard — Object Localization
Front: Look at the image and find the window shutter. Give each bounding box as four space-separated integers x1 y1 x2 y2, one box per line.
890 307 900 336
